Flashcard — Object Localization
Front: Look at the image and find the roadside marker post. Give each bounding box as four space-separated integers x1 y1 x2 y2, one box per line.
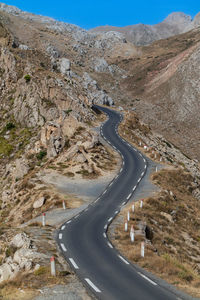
127 211 130 222
42 213 46 226
140 200 143 208
125 221 128 232
62 200 66 210
131 204 135 213
130 229 135 243
50 256 56 276
130 225 135 243
156 167 158 173
141 242 145 257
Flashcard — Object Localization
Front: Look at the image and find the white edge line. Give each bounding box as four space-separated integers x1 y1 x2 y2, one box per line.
104 224 108 229
67 220 71 224
61 225 66 230
107 242 113 248
138 272 157 286
60 243 67 252
59 233 62 240
69 258 79 269
108 217 113 222
85 278 101 293
118 255 129 265
103 233 107 238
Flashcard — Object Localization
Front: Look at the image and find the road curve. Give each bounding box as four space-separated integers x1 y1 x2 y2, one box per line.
57 106 179 300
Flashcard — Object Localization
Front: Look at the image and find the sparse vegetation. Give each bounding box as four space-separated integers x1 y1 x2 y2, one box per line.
36 150 47 160
113 168 200 297
24 74 31 82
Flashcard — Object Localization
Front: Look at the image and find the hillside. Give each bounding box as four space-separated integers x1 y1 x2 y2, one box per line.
91 11 200 45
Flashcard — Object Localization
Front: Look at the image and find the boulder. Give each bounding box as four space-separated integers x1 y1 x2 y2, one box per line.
13 248 47 269
59 58 71 75
65 145 79 160
10 233 31 249
75 153 87 163
41 122 65 158
0 260 20 283
33 196 45 209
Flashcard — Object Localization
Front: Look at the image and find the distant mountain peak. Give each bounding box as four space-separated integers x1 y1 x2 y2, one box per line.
163 12 192 24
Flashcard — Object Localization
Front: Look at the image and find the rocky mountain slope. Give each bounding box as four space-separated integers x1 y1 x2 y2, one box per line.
91 12 200 45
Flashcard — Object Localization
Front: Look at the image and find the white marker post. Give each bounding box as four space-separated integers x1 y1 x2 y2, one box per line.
141 242 145 257
139 141 142 146
62 200 66 210
160 157 162 162
42 213 46 227
130 225 135 242
50 256 56 276
154 154 157 159
140 200 143 208
131 204 135 213
156 167 158 173
124 220 128 232
127 211 130 222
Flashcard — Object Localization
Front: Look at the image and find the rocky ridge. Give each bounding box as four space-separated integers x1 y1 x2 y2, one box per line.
91 11 200 45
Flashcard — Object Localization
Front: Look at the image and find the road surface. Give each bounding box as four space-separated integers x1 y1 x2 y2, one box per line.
57 106 186 300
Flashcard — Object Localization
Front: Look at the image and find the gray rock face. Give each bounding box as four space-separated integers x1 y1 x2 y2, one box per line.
92 58 113 73
95 31 127 49
82 72 114 106
10 233 31 249
59 58 71 75
0 232 47 283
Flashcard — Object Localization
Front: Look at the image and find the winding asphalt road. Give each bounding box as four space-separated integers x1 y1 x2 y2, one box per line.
57 106 183 300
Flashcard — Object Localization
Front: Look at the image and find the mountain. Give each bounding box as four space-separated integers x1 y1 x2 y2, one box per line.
91 12 200 45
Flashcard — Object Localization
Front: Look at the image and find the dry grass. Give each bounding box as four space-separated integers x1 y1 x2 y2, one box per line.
0 265 71 300
112 168 200 298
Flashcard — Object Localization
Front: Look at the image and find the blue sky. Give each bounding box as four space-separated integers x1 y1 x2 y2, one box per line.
3 0 200 29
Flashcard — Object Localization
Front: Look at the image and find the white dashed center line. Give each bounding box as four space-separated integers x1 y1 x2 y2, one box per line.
60 243 67 252
127 193 132 200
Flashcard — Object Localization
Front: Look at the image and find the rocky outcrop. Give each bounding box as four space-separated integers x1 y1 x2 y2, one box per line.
0 233 47 283
40 122 65 157
82 72 114 106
